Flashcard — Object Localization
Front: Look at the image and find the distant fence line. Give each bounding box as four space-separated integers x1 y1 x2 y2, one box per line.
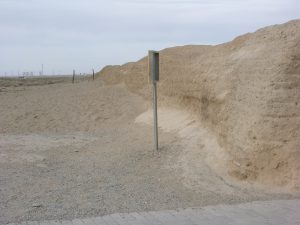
0 70 96 81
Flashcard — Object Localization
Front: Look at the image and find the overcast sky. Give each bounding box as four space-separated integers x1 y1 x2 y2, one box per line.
0 0 299 76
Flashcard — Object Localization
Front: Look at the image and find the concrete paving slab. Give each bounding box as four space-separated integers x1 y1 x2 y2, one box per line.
11 199 300 225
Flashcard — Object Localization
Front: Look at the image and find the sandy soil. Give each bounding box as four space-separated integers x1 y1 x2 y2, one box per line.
0 78 296 224
99 19 300 191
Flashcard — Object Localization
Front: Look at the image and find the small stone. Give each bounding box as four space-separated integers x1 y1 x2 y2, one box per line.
233 161 241 167
32 203 42 208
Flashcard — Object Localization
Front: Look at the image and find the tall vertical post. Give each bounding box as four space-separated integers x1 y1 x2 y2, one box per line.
148 50 159 152
72 70 75 83
93 69 95 80
153 81 158 152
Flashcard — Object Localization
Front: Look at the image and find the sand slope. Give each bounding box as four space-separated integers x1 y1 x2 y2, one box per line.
98 19 300 192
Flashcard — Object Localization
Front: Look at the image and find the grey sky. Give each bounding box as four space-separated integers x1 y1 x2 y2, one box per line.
0 0 298 76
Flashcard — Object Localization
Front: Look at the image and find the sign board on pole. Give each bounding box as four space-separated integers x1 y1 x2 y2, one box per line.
148 50 159 152
149 50 159 82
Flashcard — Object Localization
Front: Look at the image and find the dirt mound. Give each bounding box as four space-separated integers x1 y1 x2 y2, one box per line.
98 19 300 192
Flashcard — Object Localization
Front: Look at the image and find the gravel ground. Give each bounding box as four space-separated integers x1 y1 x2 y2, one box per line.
0 79 296 224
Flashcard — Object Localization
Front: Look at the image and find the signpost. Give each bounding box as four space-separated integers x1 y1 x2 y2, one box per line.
148 50 159 152
72 70 75 83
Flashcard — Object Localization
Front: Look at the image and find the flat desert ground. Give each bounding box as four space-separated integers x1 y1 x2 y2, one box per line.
0 77 297 224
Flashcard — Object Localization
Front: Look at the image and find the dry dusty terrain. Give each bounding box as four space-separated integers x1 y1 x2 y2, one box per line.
1 20 300 224
0 77 296 224
100 19 300 192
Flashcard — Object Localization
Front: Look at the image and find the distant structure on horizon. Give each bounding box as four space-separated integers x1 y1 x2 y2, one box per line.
23 72 34 76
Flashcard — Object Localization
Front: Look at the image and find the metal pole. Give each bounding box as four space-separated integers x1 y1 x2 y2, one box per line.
153 81 158 152
149 50 159 153
72 70 75 83
93 69 95 80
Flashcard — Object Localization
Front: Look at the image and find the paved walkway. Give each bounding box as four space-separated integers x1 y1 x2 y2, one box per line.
10 199 300 225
